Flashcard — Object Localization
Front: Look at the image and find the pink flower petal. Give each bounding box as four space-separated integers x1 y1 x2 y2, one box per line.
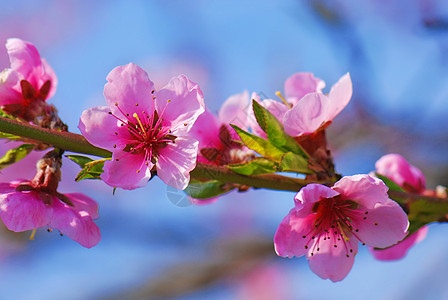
284 72 325 105
50 200 100 248
308 235 358 282
295 183 340 208
101 153 152 190
326 73 352 120
65 193 100 220
156 136 198 190
40 59 58 99
0 69 22 105
369 226 428 261
375 153 426 193
156 75 205 133
103 63 155 117
351 199 409 248
0 190 52 232
188 109 222 150
283 92 330 136
333 174 390 209
78 106 123 151
274 208 315 258
218 90 250 130
6 38 42 81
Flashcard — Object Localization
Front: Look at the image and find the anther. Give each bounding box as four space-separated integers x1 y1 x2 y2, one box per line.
113 145 117 148
374 222 378 226
60 233 64 236
346 254 350 258
151 90 155 94
115 132 118 135
362 243 366 246
184 123 187 126
167 99 171 103
116 159 120 161
350 249 353 253
136 103 139 106
304 245 308 249
363 217 367 220
115 102 118 106
108 112 112 115
365 211 368 214
302 235 306 238
334 245 338 248
136 170 140 173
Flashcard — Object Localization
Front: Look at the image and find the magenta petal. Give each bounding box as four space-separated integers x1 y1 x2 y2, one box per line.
352 200 409 248
283 92 330 136
78 106 122 150
274 208 315 258
333 175 390 209
103 63 155 117
308 236 358 282
102 153 152 190
0 69 22 105
284 72 325 105
0 191 52 232
156 75 205 133
327 73 352 120
40 59 58 99
369 226 428 261
295 183 340 209
188 109 222 149
375 153 426 193
156 136 198 190
218 91 250 130
65 193 100 220
6 38 42 80
50 200 100 248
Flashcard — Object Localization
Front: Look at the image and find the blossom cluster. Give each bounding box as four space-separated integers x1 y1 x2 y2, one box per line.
0 38 444 282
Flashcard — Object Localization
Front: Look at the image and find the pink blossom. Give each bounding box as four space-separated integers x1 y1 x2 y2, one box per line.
0 180 100 248
283 73 352 137
284 72 326 105
0 38 57 111
274 174 409 282
79 63 204 190
370 153 428 260
375 153 426 194
189 91 253 165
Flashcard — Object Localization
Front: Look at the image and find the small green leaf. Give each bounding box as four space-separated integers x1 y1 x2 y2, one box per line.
376 174 406 193
279 152 313 174
252 100 308 158
75 158 109 181
0 132 22 141
0 144 35 169
65 154 94 169
0 108 16 120
228 157 278 175
230 125 284 162
185 180 234 199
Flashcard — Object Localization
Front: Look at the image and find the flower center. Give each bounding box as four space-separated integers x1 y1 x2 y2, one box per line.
301 195 379 258
108 99 177 172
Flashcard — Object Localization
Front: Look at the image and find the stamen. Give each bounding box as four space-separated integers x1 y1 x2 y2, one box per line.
29 228 37 240
133 113 147 136
275 91 292 108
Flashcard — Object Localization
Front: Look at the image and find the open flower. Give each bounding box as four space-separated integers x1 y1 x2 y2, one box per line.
0 151 100 248
283 73 352 137
79 63 204 190
249 73 325 138
0 38 57 120
369 153 428 260
274 174 409 282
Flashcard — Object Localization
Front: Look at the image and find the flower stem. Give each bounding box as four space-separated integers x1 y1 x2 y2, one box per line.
0 116 111 157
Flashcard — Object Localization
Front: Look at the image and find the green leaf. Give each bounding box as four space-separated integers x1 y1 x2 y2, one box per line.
0 144 35 169
74 158 109 181
0 132 22 141
0 108 16 120
185 180 234 199
408 199 448 235
228 157 278 175
279 152 313 174
375 173 406 193
65 154 94 169
252 100 309 158
230 125 285 162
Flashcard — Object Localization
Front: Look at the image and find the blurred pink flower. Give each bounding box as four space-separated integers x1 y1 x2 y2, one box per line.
79 63 204 190
274 174 409 282
284 72 325 105
370 153 428 260
0 38 57 119
189 91 253 165
0 180 100 248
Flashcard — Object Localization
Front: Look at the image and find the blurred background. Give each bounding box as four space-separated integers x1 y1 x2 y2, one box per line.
0 0 447 299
